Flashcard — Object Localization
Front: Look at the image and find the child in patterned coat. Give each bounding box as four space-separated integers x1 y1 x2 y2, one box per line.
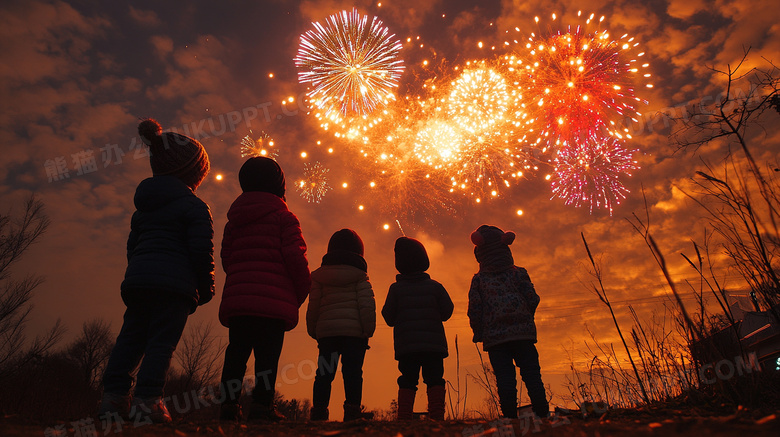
467 225 548 419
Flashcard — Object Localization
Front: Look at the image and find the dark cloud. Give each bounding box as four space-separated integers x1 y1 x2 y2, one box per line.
128 5 161 27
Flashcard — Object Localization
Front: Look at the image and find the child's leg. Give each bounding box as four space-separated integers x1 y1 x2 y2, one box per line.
396 356 421 420
219 317 255 404
312 337 341 413
397 356 421 390
419 355 445 387
250 317 286 406
487 344 519 418
102 305 150 397
420 355 446 420
515 341 548 418
340 337 367 407
133 297 190 400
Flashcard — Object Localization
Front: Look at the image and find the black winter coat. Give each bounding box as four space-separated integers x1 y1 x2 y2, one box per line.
120 176 215 312
381 272 454 360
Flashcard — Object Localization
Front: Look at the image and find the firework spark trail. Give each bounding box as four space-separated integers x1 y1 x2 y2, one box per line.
295 9 405 119
363 150 457 225
240 131 277 159
395 220 405 236
296 161 333 203
550 135 638 214
448 129 530 202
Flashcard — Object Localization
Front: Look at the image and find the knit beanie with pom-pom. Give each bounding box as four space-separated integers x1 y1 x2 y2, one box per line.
138 118 210 191
470 225 515 272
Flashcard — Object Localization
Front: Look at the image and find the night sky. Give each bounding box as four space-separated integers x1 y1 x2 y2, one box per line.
3 0 779 411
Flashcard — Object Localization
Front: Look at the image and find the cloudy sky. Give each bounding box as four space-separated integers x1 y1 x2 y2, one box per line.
2 0 779 412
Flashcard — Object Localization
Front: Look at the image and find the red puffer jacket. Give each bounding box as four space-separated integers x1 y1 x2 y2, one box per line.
218 192 311 330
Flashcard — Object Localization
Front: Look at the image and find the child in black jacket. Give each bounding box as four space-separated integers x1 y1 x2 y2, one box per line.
381 237 453 420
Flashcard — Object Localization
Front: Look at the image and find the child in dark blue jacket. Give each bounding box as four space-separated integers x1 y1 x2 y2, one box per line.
382 237 453 421
99 119 215 424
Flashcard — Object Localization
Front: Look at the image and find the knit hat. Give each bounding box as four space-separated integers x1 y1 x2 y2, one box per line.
394 237 430 274
327 229 364 255
138 118 210 191
471 225 515 272
238 156 286 198
322 228 367 272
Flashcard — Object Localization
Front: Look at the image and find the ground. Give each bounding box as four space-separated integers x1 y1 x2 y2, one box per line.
4 407 778 437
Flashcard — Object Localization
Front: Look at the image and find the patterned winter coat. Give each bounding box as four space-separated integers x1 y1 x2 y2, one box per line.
468 266 540 350
218 192 310 330
381 272 454 360
306 265 376 340
121 176 214 312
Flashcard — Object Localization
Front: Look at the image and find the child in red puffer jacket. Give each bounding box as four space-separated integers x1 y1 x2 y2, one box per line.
217 157 311 422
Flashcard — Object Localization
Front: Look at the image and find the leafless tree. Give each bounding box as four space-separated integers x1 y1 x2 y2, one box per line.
671 50 780 320
0 195 64 379
65 318 114 388
174 322 225 392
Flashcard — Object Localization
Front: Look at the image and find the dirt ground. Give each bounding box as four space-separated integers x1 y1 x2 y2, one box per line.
4 408 778 437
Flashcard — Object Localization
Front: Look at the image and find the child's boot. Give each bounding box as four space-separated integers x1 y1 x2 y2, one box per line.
310 406 329 421
248 401 285 422
98 392 131 419
343 403 374 421
131 397 172 423
396 388 416 420
343 403 361 421
427 385 446 420
531 397 549 419
219 402 242 422
497 389 518 419
527 383 549 418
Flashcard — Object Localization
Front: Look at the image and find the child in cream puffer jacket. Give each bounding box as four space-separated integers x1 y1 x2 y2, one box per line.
306 229 376 421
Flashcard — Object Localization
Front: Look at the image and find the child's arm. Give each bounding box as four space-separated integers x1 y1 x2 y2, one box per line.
467 275 483 343
437 284 454 322
186 201 215 305
220 219 233 272
279 211 311 306
357 278 376 337
381 285 397 327
306 280 322 339
517 268 540 313
126 212 139 262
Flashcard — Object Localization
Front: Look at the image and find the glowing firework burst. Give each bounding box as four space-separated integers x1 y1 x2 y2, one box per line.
550 135 638 214
363 152 456 226
413 120 463 168
296 162 332 203
507 13 651 148
291 11 651 217
295 9 405 120
446 66 510 134
240 131 278 159
449 129 529 202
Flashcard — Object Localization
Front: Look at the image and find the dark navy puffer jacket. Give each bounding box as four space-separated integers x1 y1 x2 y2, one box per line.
381 272 454 360
120 176 215 312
